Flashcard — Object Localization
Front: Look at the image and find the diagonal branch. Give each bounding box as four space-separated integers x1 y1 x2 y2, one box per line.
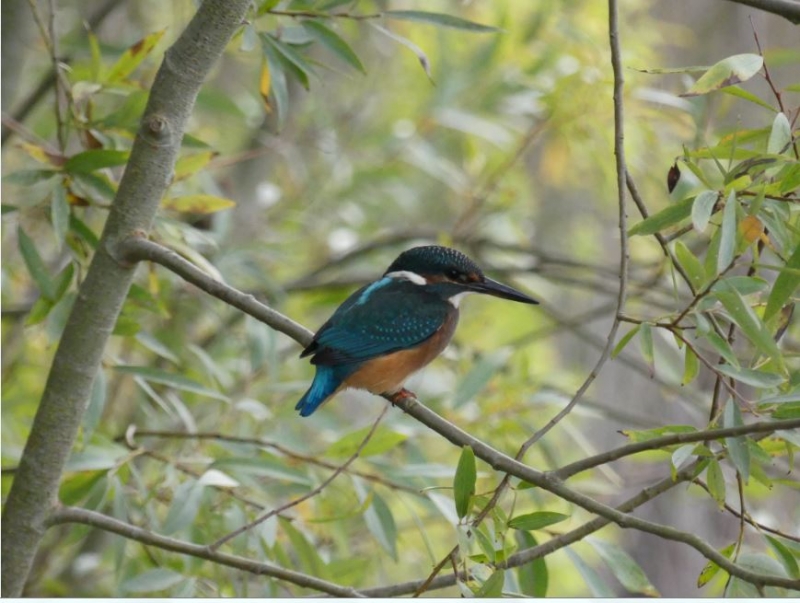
46 505 365 597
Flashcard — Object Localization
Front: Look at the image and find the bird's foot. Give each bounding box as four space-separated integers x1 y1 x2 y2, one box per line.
388 388 416 406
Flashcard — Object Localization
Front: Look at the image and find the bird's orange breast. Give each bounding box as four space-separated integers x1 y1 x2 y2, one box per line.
342 311 458 395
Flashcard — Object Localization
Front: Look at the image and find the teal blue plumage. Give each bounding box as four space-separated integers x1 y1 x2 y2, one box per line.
295 278 454 416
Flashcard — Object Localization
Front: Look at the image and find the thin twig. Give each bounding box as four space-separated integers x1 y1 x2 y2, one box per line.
517 0 630 455
208 404 389 550
692 479 800 544
125 428 420 494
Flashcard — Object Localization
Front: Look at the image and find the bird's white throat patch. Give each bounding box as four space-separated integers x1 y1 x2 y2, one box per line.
448 291 472 308
385 270 427 285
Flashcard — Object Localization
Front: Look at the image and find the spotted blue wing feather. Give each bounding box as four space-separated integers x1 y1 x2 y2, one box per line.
302 278 454 367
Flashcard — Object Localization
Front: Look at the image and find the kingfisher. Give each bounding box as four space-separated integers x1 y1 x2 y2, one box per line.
295 245 538 416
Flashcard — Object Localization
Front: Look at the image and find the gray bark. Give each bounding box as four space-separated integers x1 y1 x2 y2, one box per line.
0 0 250 595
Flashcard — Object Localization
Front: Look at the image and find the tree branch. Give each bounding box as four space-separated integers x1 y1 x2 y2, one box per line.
46 505 365 597
0 1 251 596
553 418 800 480
117 235 312 345
389 395 800 590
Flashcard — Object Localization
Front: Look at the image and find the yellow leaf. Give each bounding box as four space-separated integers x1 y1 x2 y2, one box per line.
106 29 166 83
739 215 765 244
19 142 61 166
162 194 236 214
260 61 272 113
174 151 217 181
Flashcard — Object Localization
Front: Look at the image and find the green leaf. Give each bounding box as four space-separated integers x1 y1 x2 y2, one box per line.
65 442 129 472
454 445 477 519
475 570 505 597
612 324 640 358
280 517 330 578
764 242 800 320
724 399 750 483
768 112 792 154
121 568 185 594
691 190 718 233
705 457 726 508
64 149 130 174
174 151 217 180
260 33 314 90
588 538 660 596
384 10 500 33
674 240 707 289
697 542 735 587
628 196 693 236
508 511 570 531
683 53 763 96
162 479 205 534
716 364 785 388
302 20 365 74
3 169 58 185
51 184 70 250
59 470 106 506
453 349 510 407
721 85 778 112
363 492 398 560
261 48 289 128
515 532 548 597
370 23 433 82
162 194 236 214
714 281 783 368
639 323 655 378
765 535 800 579
717 190 737 273
325 426 408 458
106 29 166 83
565 547 615 597
682 346 699 385
703 331 740 368
18 226 56 300
113 365 229 401
711 275 769 297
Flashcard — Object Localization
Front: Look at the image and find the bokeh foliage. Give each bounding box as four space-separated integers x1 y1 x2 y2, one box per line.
2 0 799 597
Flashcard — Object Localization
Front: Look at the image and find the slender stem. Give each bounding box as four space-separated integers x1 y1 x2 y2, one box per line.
208 405 389 550
516 0 630 457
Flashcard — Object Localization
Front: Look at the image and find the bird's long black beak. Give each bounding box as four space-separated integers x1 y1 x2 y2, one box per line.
471 277 539 305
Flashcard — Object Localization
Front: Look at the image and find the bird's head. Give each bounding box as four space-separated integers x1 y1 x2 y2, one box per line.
384 245 538 306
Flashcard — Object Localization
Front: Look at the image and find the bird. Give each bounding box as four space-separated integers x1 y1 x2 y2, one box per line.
295 245 538 416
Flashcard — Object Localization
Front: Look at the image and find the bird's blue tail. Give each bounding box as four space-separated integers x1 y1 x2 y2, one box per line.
295 367 340 417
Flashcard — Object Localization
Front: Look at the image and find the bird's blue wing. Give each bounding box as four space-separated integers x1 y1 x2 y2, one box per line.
304 278 454 366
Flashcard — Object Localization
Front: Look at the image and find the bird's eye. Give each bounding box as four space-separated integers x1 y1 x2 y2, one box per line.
446 269 462 281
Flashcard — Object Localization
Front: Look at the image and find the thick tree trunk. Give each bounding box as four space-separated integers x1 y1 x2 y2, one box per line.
0 0 250 595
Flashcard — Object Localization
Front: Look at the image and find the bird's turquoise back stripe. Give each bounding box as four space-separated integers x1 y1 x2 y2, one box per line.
356 277 392 306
